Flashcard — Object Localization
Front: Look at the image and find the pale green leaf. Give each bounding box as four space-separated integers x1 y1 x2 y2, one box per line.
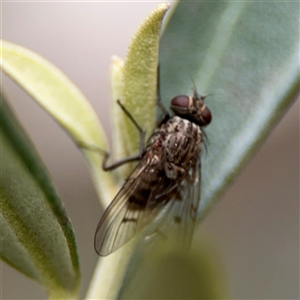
0 91 80 298
86 4 170 299
0 39 116 206
121 237 228 299
115 3 170 157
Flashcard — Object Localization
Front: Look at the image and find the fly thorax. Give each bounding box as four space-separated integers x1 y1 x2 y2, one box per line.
162 117 202 180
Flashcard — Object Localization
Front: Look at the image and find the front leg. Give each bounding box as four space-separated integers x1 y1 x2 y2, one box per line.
77 100 146 171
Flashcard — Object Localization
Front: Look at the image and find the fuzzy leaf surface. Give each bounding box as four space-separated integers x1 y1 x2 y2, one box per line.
0 92 80 298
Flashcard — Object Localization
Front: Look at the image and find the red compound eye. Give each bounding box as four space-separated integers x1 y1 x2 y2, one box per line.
201 106 212 125
171 95 189 108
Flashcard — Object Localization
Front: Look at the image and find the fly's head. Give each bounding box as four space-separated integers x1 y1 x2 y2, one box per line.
170 90 212 127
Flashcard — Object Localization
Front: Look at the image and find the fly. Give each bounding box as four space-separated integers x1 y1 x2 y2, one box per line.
94 89 212 256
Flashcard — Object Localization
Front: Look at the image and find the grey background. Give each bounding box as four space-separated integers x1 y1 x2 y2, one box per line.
1 2 299 299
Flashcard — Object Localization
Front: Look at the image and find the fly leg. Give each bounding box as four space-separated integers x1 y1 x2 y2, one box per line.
102 99 146 171
78 99 146 171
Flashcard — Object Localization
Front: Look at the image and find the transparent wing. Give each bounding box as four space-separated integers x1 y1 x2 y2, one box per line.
95 153 202 256
175 157 202 249
153 157 202 251
94 154 177 256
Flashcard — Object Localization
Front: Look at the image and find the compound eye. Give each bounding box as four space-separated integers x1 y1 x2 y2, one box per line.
171 95 189 108
202 106 212 125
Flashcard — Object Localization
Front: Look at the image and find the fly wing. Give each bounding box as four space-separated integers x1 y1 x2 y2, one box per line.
94 154 202 256
175 157 202 249
151 157 202 251
94 154 176 256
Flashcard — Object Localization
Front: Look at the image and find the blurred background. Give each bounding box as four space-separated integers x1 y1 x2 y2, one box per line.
1 2 299 299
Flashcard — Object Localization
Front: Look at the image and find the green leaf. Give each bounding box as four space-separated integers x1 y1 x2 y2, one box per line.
113 3 170 158
0 39 116 206
86 4 170 299
0 91 80 298
121 237 228 299
160 1 299 220
109 56 132 178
